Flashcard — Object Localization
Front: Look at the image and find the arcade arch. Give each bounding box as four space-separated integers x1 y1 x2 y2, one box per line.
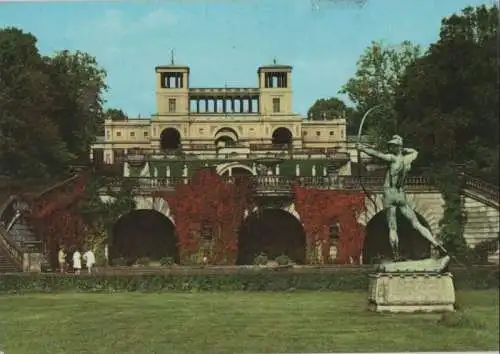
160 128 181 150
217 162 255 176
214 127 239 147
362 209 432 264
236 208 306 265
110 209 179 264
271 127 293 146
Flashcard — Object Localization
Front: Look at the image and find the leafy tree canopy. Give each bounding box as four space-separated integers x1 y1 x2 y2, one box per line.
307 97 358 134
77 175 136 253
340 40 422 146
105 108 128 121
0 27 108 179
394 5 498 182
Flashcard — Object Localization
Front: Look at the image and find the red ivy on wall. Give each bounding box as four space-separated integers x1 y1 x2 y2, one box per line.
22 169 367 266
155 168 252 264
292 182 366 264
27 174 87 263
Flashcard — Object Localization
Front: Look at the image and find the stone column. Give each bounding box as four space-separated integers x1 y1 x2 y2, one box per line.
312 164 316 177
183 164 188 184
295 164 300 176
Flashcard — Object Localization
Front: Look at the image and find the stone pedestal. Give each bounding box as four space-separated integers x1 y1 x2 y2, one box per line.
368 272 455 313
23 252 42 272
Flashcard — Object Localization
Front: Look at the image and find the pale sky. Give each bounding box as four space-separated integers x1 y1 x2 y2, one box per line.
0 0 492 117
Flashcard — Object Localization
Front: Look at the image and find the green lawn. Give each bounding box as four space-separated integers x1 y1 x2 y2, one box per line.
0 291 498 354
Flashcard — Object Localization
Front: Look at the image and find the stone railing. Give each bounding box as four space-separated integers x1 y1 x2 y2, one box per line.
114 147 353 162
0 196 29 271
100 174 499 207
252 176 293 198
462 174 499 208
0 174 82 272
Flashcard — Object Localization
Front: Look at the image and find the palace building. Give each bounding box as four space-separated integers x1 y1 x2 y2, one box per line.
91 61 355 178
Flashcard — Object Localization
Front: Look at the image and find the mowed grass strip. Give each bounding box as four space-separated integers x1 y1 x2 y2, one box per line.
0 290 497 354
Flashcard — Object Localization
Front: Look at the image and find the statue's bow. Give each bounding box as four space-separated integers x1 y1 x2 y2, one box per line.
356 105 383 212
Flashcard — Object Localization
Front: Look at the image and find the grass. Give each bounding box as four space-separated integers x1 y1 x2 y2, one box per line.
0 290 498 354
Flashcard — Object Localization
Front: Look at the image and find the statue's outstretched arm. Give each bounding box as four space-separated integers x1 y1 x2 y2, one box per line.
403 148 418 163
357 144 396 162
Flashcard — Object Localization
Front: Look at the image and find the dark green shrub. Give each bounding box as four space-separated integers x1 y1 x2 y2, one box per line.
0 266 496 294
111 257 127 266
136 257 151 266
160 256 175 266
438 310 486 329
253 253 268 265
275 255 292 266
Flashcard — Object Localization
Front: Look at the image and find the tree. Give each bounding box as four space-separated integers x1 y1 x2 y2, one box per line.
45 50 108 165
105 108 128 121
307 97 358 135
340 40 422 145
0 27 72 178
77 175 136 257
394 5 498 182
0 28 109 178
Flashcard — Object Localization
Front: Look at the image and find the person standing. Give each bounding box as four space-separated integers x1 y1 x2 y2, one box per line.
58 246 66 274
72 249 82 275
83 249 96 274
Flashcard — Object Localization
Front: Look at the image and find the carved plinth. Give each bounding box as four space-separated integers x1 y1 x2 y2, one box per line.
368 272 455 313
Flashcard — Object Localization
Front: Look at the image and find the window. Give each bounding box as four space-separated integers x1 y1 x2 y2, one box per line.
168 98 176 113
329 131 334 136
303 131 308 136
330 222 340 241
116 131 122 137
106 130 110 139
130 132 135 137
316 131 321 136
200 223 213 241
272 98 280 113
144 131 149 137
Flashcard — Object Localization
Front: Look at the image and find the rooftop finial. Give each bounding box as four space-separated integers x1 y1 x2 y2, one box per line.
273 57 277 65
170 49 175 65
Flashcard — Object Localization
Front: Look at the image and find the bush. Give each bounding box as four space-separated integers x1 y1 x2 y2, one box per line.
275 255 292 266
160 256 175 266
438 310 487 329
111 257 128 266
253 253 268 266
135 257 151 266
0 266 496 294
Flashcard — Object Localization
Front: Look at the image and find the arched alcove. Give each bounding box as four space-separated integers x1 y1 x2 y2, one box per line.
110 209 179 264
214 127 239 147
271 127 293 146
160 128 181 150
362 208 432 264
237 208 306 265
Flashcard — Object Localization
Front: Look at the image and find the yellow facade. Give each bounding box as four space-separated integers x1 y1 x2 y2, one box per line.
92 62 348 164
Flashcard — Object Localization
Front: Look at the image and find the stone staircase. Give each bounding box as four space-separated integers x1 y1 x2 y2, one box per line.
0 244 20 273
9 217 37 246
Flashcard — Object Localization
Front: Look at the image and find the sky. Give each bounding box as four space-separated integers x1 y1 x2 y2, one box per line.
0 0 493 117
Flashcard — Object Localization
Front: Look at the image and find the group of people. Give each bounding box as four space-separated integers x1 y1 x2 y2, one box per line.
58 247 96 274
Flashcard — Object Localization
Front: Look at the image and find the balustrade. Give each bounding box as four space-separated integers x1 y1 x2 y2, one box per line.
463 174 499 205
100 173 499 206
